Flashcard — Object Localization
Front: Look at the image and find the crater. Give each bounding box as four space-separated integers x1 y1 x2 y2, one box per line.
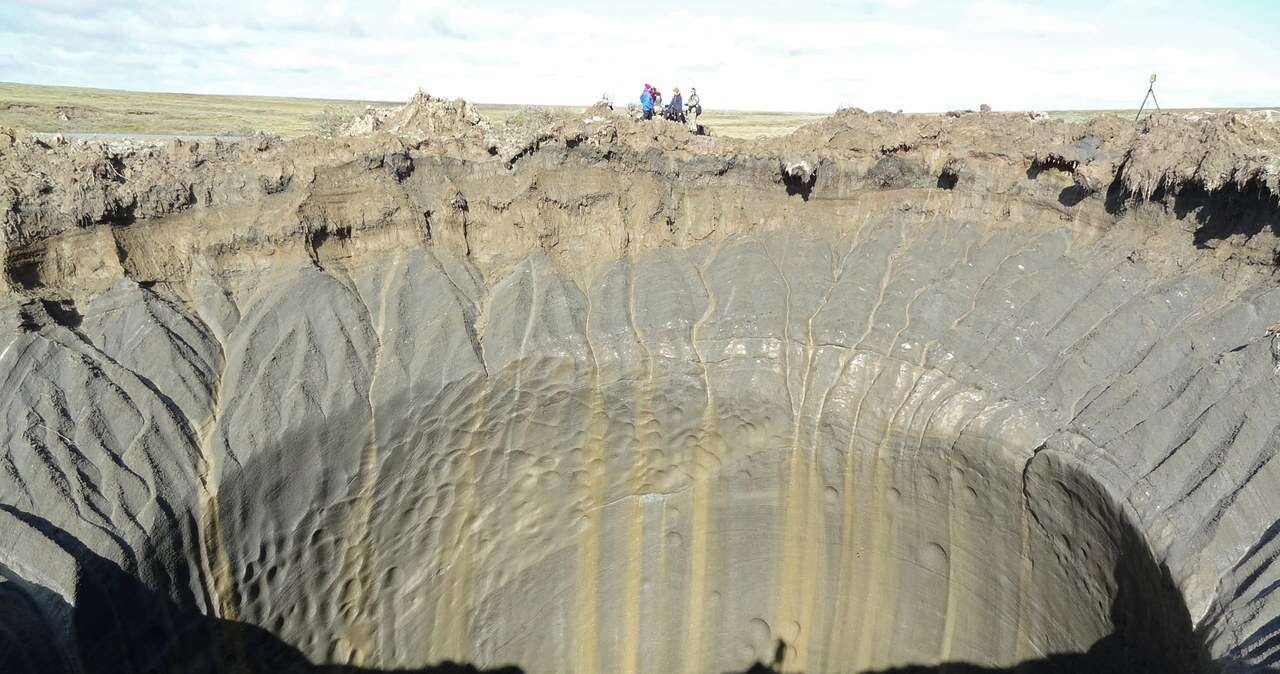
1 102 1277 674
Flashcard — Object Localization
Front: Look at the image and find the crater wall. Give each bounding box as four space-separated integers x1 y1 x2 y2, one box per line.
0 107 1277 673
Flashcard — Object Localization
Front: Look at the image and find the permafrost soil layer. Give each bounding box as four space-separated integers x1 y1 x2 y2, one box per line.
2 98 1280 674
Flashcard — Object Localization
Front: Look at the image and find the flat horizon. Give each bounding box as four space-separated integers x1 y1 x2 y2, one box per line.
5 80 1275 118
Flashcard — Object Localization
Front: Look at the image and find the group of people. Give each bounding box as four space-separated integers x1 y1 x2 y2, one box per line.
640 84 702 132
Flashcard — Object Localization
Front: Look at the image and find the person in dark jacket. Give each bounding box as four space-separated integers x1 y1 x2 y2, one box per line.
667 87 684 122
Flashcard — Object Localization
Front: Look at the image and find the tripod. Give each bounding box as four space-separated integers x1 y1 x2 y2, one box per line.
1135 74 1160 122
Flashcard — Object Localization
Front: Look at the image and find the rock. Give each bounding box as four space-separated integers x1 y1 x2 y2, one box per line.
866 154 926 188
249 131 279 152
980 103 992 113
782 159 814 179
449 191 468 211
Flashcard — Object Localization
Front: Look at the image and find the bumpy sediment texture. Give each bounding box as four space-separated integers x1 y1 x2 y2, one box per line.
0 104 1278 674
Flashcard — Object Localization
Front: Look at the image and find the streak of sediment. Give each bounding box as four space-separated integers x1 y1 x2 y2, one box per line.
572 278 606 674
189 307 246 671
683 242 724 673
618 253 654 674
332 262 390 666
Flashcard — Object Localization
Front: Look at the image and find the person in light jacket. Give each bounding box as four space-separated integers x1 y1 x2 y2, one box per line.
685 87 702 133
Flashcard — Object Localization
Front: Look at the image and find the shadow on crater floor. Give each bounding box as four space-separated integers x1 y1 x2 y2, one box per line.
728 521 1214 674
0 505 518 674
2 502 1213 674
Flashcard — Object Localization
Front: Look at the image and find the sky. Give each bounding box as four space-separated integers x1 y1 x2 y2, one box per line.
1 0 1279 113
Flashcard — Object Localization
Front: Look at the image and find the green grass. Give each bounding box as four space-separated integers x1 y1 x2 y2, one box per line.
698 109 830 139
0 81 829 139
1040 107 1266 123
0 81 400 137
1 82 1273 141
475 103 578 126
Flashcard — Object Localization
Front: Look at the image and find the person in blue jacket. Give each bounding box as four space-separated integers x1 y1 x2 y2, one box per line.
640 84 655 120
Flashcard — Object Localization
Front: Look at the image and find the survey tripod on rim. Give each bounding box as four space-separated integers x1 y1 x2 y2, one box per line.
1136 73 1160 122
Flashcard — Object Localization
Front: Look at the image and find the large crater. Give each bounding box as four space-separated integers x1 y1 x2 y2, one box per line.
1 105 1278 673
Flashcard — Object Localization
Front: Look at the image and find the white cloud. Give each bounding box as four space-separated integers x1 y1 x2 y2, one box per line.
0 0 1276 112
968 1 1097 34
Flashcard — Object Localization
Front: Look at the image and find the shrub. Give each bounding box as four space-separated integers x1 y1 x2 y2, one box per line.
314 106 356 137
502 106 572 134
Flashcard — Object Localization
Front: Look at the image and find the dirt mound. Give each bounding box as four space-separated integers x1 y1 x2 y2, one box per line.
771 107 1280 208
0 128 291 247
337 105 391 136
2 104 1278 284
340 90 495 156
1119 111 1280 197
487 106 579 164
338 93 590 163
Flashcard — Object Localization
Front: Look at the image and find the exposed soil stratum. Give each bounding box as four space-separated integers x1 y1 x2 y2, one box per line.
1 96 1279 674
